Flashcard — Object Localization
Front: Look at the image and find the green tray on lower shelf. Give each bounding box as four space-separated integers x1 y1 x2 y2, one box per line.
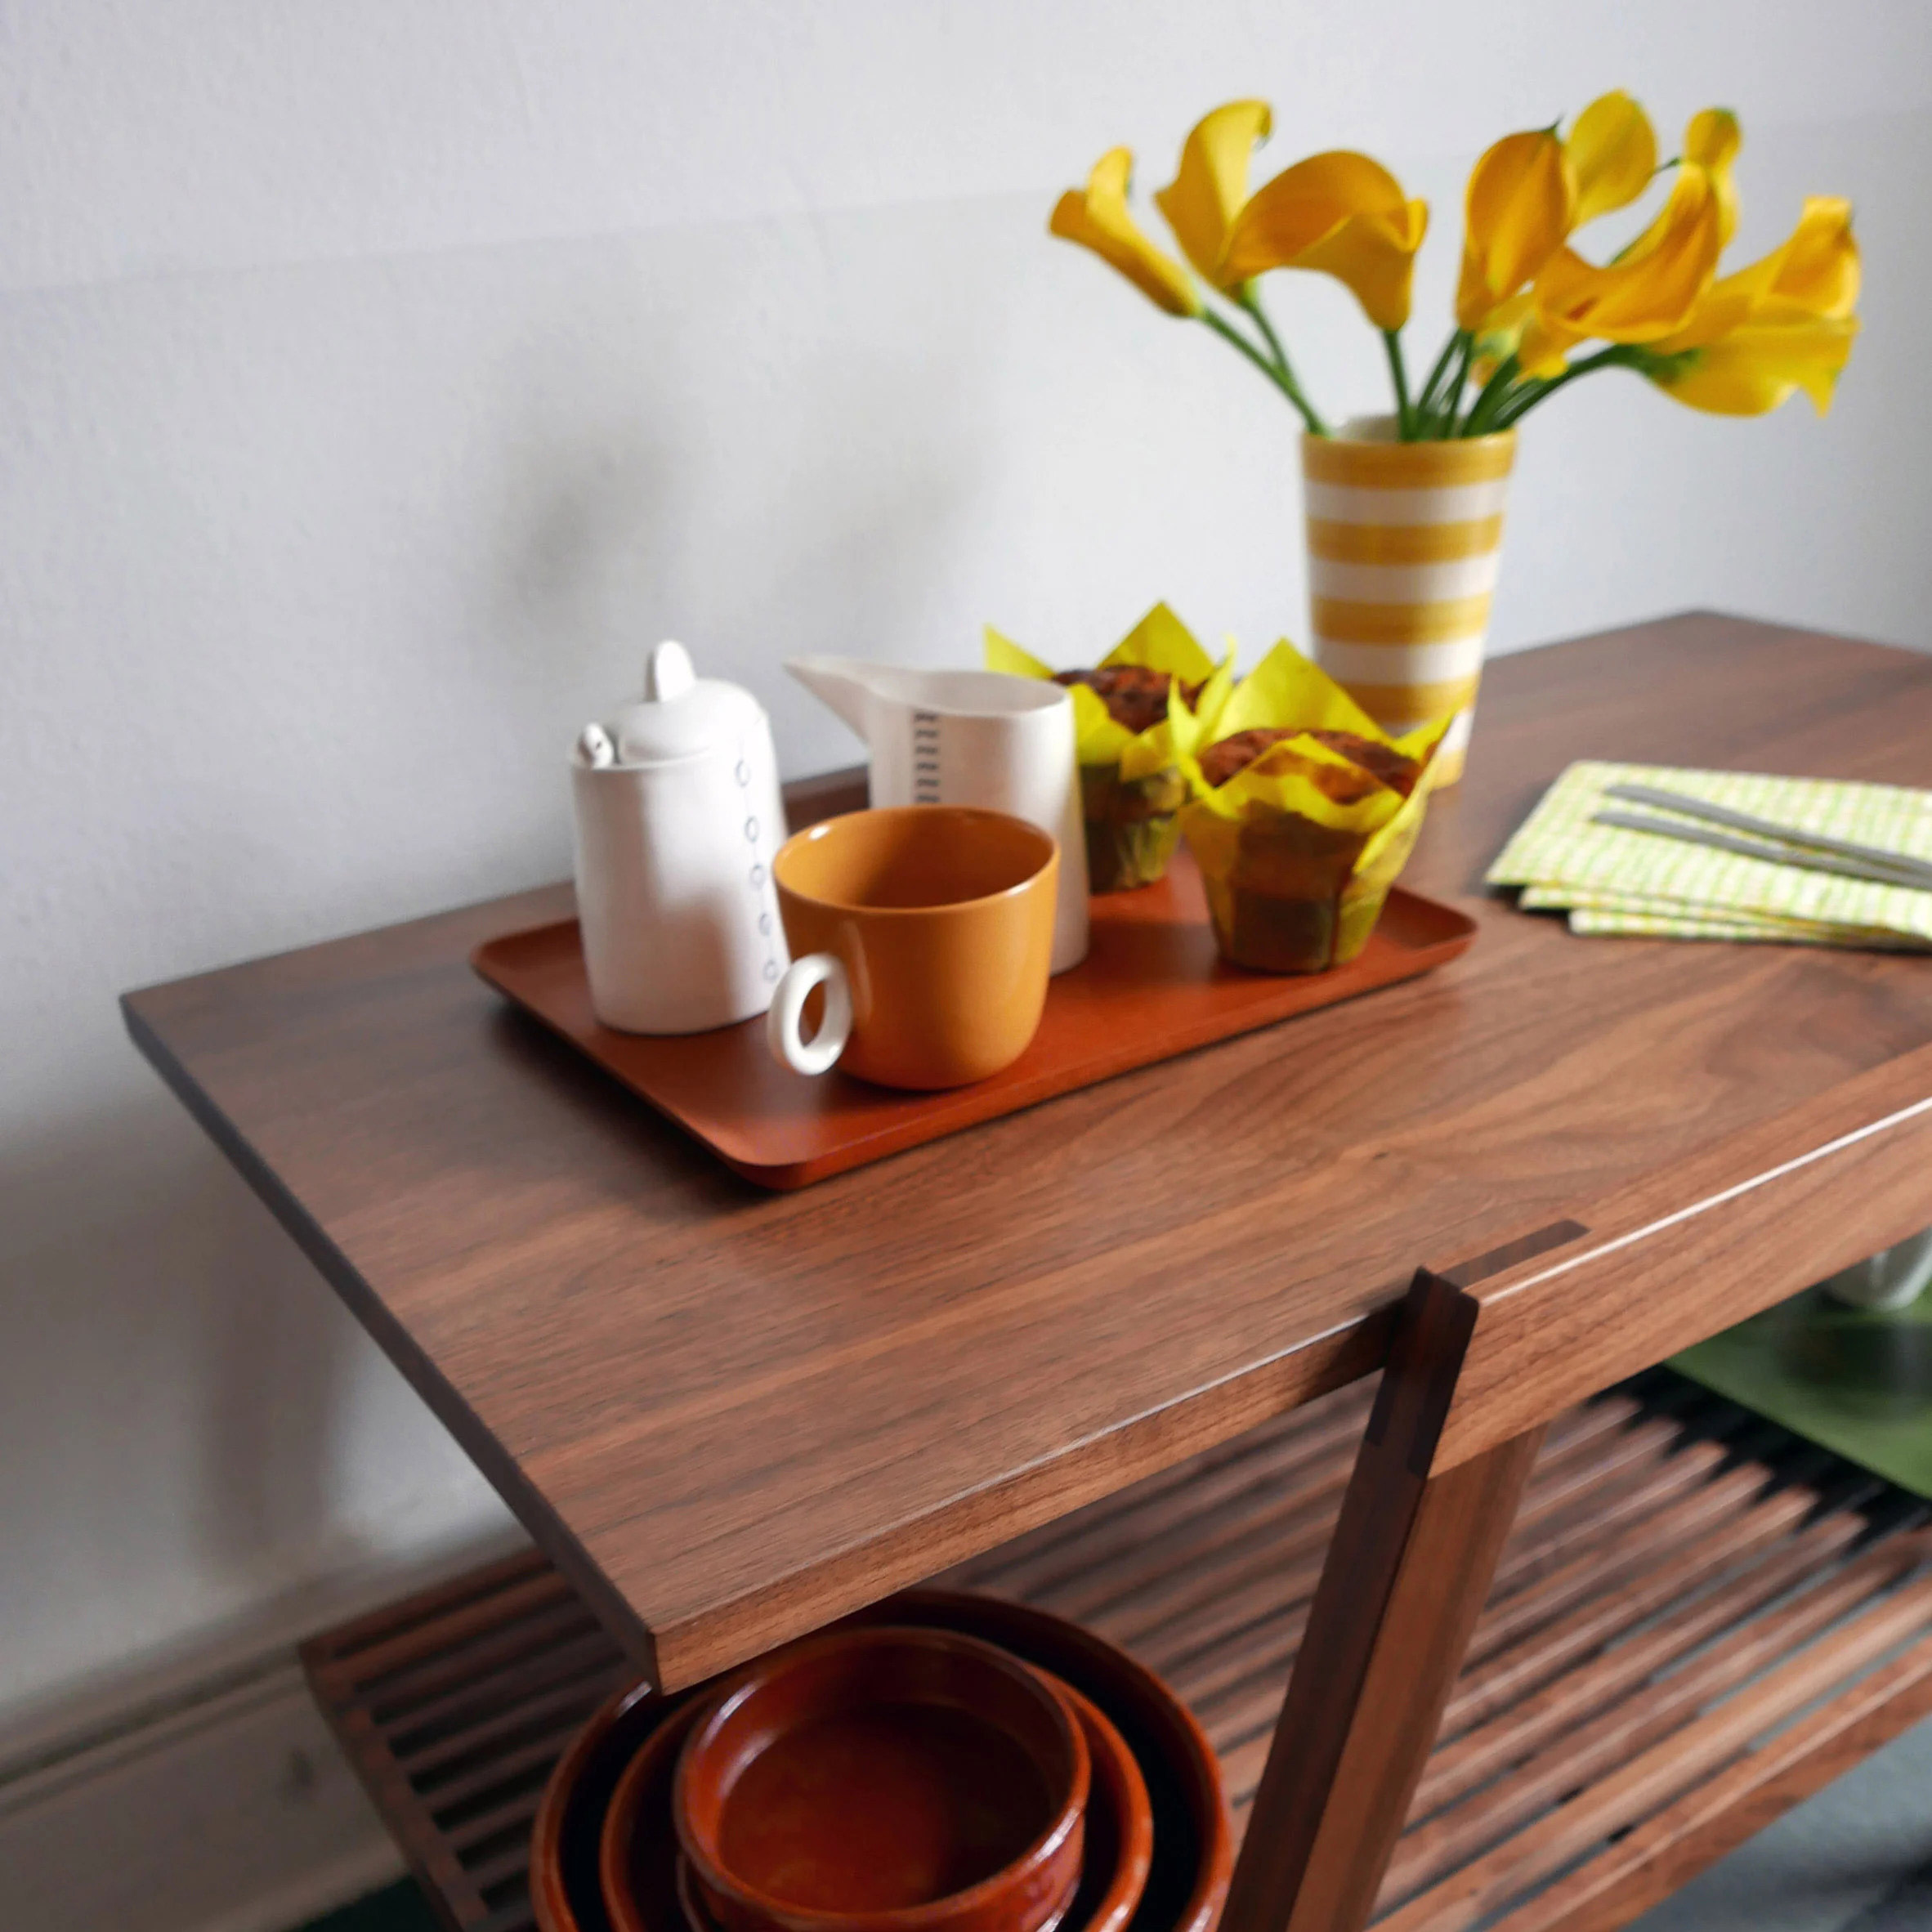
1674 1285 1932 1499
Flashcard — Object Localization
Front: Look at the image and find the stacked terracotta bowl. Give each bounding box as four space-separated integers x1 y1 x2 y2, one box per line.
532 1590 1232 1932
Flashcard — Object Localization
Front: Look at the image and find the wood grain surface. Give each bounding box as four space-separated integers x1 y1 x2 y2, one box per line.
302 1375 1932 1932
125 614 1932 1688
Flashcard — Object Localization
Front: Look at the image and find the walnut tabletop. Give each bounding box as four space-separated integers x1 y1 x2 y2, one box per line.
123 613 1932 1692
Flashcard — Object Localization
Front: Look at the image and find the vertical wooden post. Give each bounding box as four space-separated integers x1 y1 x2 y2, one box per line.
1219 1270 1544 1932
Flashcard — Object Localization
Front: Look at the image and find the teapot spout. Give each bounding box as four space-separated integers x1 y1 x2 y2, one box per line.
785 655 883 739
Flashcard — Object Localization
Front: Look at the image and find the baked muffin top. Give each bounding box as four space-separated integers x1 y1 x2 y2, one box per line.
1197 726 1422 796
1053 664 1204 737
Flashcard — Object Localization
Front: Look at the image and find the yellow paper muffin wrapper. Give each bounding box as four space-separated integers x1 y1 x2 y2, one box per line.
986 602 1232 890
1177 641 1451 971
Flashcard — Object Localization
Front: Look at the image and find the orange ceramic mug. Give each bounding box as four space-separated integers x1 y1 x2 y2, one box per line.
767 807 1059 1090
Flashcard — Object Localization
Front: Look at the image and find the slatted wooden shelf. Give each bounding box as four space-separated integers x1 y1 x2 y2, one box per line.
302 1373 1932 1932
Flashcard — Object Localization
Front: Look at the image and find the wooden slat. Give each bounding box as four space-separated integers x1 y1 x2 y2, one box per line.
414 1719 605 1821
1439 1485 1867 1735
1377 1533 1931 1910
1487 1630 1932 1932
355 1603 610 1724
302 1563 628 1932
308 1551 557 1669
1478 1434 1737 1599
965 1389 1377 1592
1415 1511 1871 1813
999 1399 1663 1688
1164 1447 1801 1729
1164 1415 1769 1750
318 1568 575 1689
444 1792 548 1856
302 1374 1932 1932
386 1631 626 1766
1456 1456 1854 1670
1375 1559 1932 1932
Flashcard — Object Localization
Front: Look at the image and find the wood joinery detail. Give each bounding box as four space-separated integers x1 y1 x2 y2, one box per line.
1221 1272 1545 1932
1438 1049 1932 1474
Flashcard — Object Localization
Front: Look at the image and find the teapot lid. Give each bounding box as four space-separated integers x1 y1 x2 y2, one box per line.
602 641 765 764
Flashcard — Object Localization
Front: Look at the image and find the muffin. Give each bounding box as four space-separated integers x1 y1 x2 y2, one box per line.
987 605 1229 893
1179 644 1449 973
1053 664 1205 736
1198 727 1424 797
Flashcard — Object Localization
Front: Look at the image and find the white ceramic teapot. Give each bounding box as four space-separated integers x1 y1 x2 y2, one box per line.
570 642 789 1035
786 658 1089 973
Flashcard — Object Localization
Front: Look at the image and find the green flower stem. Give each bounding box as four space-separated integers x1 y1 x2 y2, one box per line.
1438 334 1475 435
1239 289 1330 436
1458 352 1522 437
1202 302 1326 436
1492 345 1642 427
1415 329 1467 422
1383 331 1416 440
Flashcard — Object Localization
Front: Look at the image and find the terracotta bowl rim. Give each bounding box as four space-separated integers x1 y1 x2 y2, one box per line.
673 1622 1090 1932
677 1854 1085 1932
534 1676 660 1932
1030 1670 1152 1932
882 1588 1232 1932
600 1694 712 1932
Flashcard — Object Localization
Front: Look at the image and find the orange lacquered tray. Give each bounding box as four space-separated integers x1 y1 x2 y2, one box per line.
472 850 1476 1189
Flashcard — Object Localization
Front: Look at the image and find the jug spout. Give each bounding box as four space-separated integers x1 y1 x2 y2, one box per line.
786 651 1089 972
785 656 884 739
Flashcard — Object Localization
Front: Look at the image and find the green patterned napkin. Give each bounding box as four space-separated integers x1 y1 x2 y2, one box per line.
1487 761 1932 947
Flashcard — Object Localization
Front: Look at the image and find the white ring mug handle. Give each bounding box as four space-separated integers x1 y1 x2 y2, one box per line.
766 953 852 1076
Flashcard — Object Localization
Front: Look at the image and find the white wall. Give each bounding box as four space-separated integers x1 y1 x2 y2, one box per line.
6 0 1932 1754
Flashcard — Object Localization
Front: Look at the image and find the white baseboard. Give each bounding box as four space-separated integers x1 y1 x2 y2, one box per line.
0 1524 538 1932
0 1651 405 1932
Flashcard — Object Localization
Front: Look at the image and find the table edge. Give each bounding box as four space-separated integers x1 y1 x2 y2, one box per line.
118 989 667 1684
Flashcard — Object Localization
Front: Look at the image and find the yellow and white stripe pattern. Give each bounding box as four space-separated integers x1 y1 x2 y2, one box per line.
1302 426 1516 786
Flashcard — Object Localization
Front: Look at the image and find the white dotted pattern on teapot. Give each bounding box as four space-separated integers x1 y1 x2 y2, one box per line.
736 738 785 986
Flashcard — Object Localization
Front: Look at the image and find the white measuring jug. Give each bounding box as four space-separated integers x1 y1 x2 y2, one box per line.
786 659 1089 973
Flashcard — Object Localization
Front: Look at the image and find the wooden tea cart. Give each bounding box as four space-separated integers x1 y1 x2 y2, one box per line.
124 613 1932 1932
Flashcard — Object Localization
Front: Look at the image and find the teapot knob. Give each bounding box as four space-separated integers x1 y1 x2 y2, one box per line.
645 640 697 703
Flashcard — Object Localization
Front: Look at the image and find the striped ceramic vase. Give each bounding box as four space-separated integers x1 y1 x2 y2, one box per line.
1301 418 1517 787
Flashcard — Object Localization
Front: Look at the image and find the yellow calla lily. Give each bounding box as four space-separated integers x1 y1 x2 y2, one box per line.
1517 159 1724 376
1222 151 1429 330
1155 100 1273 289
1456 129 1572 331
1644 195 1859 415
1652 196 1858 351
1050 148 1202 317
1048 93 1854 443
1567 91 1657 226
1762 193 1860 318
1455 95 1657 335
1685 108 1742 245
1647 302 1858 414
